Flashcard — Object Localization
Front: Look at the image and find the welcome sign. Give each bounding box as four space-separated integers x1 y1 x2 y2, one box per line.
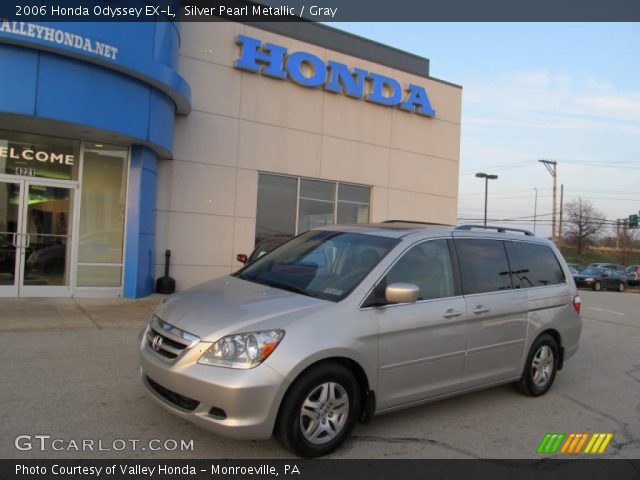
0 133 79 180
234 35 436 118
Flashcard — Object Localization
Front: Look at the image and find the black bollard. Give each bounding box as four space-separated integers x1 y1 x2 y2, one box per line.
155 249 176 294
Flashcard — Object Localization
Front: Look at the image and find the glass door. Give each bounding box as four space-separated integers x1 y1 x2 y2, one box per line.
0 180 21 297
19 182 75 297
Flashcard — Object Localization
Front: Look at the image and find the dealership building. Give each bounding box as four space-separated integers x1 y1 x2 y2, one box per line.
0 20 462 298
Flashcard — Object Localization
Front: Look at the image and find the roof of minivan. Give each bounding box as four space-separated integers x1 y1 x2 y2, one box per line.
314 222 454 239
314 222 548 242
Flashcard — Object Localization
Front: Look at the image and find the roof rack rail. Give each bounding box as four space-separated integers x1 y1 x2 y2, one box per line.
455 225 535 236
383 220 451 226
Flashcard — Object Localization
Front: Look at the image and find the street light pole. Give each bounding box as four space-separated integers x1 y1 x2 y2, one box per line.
475 172 498 227
533 187 538 234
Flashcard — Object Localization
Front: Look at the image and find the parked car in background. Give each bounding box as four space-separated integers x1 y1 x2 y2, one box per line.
624 265 640 286
567 263 584 273
587 263 625 272
236 236 291 265
573 267 627 292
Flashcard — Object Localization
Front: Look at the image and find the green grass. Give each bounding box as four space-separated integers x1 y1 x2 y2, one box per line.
559 247 640 267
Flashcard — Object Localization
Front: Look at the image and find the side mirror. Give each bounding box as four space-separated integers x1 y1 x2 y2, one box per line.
385 282 419 304
236 253 248 264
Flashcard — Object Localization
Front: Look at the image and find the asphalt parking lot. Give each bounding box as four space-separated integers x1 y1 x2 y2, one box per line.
0 290 638 459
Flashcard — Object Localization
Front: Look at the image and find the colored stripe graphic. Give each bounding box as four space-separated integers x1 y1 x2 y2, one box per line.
537 433 566 454
584 433 613 454
539 433 613 454
574 433 589 453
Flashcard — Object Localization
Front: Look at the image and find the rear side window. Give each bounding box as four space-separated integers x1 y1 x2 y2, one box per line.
455 239 511 294
508 242 566 288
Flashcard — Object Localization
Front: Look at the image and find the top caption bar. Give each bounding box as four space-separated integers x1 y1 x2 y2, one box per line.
3 0 640 21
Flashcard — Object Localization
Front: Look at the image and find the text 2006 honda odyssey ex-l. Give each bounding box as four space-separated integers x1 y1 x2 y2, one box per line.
139 223 582 457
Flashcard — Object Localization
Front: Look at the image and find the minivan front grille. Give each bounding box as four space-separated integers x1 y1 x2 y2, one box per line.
146 376 200 411
146 316 199 360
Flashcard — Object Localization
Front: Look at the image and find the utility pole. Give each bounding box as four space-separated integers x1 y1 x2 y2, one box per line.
539 159 558 242
533 187 538 234
475 172 498 227
558 184 564 247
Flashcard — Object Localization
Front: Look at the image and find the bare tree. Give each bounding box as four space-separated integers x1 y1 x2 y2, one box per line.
563 198 606 255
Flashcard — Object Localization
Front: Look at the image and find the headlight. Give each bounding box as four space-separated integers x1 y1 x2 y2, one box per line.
198 330 285 369
585 277 594 282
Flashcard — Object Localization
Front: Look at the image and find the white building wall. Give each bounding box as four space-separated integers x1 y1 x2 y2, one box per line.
157 22 462 290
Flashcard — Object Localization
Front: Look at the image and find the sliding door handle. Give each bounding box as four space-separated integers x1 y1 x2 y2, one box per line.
443 309 463 319
473 306 490 314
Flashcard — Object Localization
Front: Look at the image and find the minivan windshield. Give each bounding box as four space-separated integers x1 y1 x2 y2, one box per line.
234 230 398 302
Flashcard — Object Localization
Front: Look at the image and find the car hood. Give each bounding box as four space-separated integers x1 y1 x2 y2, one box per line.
154 276 330 341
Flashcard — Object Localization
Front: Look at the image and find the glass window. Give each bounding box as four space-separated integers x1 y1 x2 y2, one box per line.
455 239 512 294
0 130 80 181
255 174 371 247
76 143 127 287
298 180 335 232
300 179 334 201
384 239 455 300
337 183 370 224
237 230 397 302
255 174 297 245
508 242 566 288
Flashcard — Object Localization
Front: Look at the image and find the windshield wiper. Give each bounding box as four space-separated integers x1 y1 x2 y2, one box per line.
264 281 318 298
235 275 318 298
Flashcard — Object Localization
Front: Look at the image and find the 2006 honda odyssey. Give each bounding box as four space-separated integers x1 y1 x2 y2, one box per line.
139 222 582 457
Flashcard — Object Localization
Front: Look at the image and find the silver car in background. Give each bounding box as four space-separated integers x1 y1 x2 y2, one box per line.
139 222 582 457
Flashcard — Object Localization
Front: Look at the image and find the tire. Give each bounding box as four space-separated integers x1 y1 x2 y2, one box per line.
275 362 360 458
593 281 601 291
513 334 559 397
618 282 625 293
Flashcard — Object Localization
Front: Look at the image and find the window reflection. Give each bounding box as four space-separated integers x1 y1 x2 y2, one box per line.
255 173 371 247
77 143 127 287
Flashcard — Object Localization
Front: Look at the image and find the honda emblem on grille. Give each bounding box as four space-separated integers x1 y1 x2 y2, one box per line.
152 335 164 351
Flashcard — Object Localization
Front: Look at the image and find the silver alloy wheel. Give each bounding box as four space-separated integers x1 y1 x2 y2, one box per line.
594 281 601 291
299 382 349 445
531 345 554 388
619 282 625 292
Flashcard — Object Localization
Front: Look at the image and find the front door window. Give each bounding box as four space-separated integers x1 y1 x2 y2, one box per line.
23 184 73 287
0 181 20 293
0 180 75 297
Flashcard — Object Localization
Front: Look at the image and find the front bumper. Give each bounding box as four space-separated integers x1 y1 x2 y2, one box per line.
139 336 290 440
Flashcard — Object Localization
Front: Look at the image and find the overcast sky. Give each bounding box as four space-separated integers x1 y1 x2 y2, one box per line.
333 23 640 237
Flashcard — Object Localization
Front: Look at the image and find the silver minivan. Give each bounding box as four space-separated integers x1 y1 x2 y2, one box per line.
139 223 582 457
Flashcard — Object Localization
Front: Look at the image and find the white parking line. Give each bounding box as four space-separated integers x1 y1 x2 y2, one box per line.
587 307 626 317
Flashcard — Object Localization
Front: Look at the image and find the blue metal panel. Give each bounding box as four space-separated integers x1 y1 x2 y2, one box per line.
0 44 38 115
0 21 190 113
36 53 151 141
124 146 157 298
148 90 175 154
154 22 180 70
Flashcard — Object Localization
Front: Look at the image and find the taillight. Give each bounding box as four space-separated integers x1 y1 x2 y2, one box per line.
573 294 581 314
